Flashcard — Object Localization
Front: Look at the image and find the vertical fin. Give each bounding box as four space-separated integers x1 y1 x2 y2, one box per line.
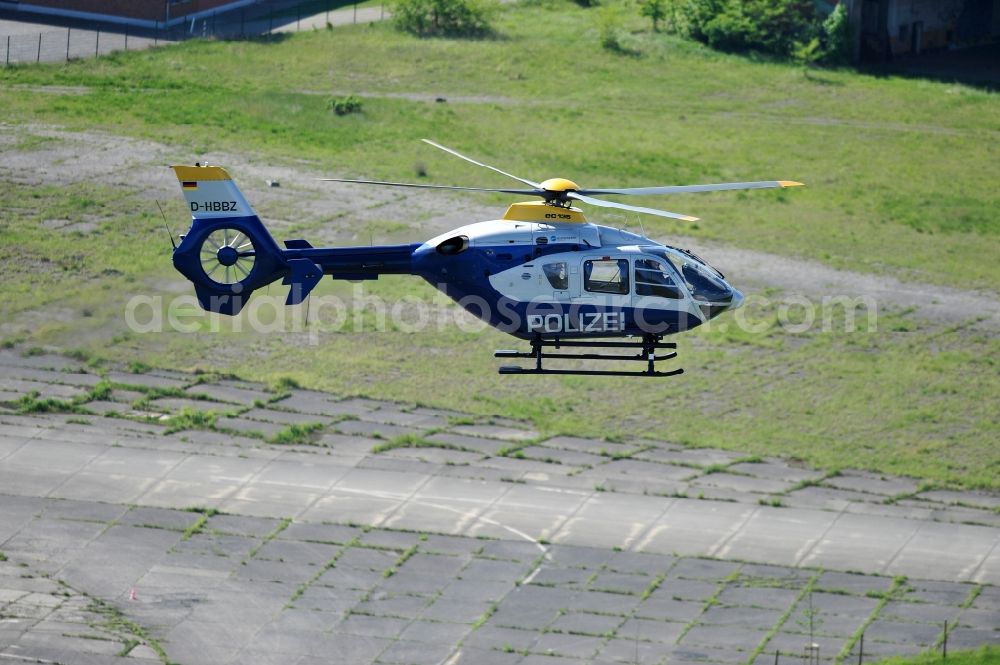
171 165 258 220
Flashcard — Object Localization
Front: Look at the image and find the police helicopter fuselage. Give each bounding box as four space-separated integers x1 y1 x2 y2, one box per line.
412 204 743 340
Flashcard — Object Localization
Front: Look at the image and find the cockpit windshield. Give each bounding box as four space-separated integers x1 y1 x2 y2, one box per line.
663 245 724 279
680 262 732 302
645 247 733 304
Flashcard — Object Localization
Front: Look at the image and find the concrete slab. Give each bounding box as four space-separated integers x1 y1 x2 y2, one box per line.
691 472 797 495
452 424 539 442
713 506 835 566
797 512 921 574
917 489 1000 510
884 521 1000 583
824 471 920 497
543 436 625 455
425 432 509 456
517 445 604 468
635 499 759 556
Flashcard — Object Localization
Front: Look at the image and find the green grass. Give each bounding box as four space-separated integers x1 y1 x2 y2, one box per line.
870 646 1000 665
164 408 218 434
244 517 293 563
839 576 909 662
0 2 998 490
15 391 87 415
179 506 221 540
269 421 326 444
749 572 821 662
87 596 170 664
371 432 476 454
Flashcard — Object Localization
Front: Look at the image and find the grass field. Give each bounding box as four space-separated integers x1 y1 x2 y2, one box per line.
1 1 998 490
873 646 1000 665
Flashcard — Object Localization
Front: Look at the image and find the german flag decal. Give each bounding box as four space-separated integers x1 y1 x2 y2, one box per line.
182 181 198 190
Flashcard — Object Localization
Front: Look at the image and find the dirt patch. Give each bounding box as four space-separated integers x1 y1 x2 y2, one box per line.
41 217 99 233
9 84 90 95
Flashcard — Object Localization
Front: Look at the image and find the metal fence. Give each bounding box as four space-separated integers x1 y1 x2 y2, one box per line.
1 0 383 66
3 27 156 64
765 621 956 665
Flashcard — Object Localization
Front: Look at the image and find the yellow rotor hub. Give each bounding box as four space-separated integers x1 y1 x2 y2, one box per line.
539 177 579 192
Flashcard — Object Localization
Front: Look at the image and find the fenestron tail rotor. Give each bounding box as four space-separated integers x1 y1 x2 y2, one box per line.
318 140 803 221
199 227 257 287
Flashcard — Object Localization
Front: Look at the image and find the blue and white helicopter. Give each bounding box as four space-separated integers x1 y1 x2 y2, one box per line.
170 140 802 377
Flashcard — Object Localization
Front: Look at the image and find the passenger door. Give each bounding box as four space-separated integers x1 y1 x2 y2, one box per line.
576 257 631 310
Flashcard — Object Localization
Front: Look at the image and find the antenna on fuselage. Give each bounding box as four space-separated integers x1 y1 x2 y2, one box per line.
156 200 177 250
635 214 647 239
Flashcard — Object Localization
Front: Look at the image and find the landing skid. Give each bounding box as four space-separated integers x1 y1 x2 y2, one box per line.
495 335 683 377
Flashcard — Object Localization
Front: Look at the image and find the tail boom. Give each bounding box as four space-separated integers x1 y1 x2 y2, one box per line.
169 164 417 315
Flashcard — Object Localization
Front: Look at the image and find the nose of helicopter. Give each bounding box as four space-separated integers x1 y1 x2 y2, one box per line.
729 288 745 310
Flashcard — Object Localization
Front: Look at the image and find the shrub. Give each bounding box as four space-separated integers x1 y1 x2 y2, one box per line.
328 95 363 116
596 3 628 52
821 2 851 64
702 7 757 52
674 0 724 43
392 0 497 37
677 0 817 58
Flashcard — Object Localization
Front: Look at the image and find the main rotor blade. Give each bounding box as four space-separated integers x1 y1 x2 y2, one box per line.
579 180 804 196
422 139 542 189
567 192 699 222
319 177 540 196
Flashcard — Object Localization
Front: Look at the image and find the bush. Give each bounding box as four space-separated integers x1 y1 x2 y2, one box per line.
328 95 363 116
677 0 817 58
392 0 497 37
596 3 628 52
702 7 757 52
792 35 821 68
674 0 724 43
821 2 851 64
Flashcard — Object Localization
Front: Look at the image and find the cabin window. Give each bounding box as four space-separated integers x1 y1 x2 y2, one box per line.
635 258 682 299
584 259 629 295
543 262 569 290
